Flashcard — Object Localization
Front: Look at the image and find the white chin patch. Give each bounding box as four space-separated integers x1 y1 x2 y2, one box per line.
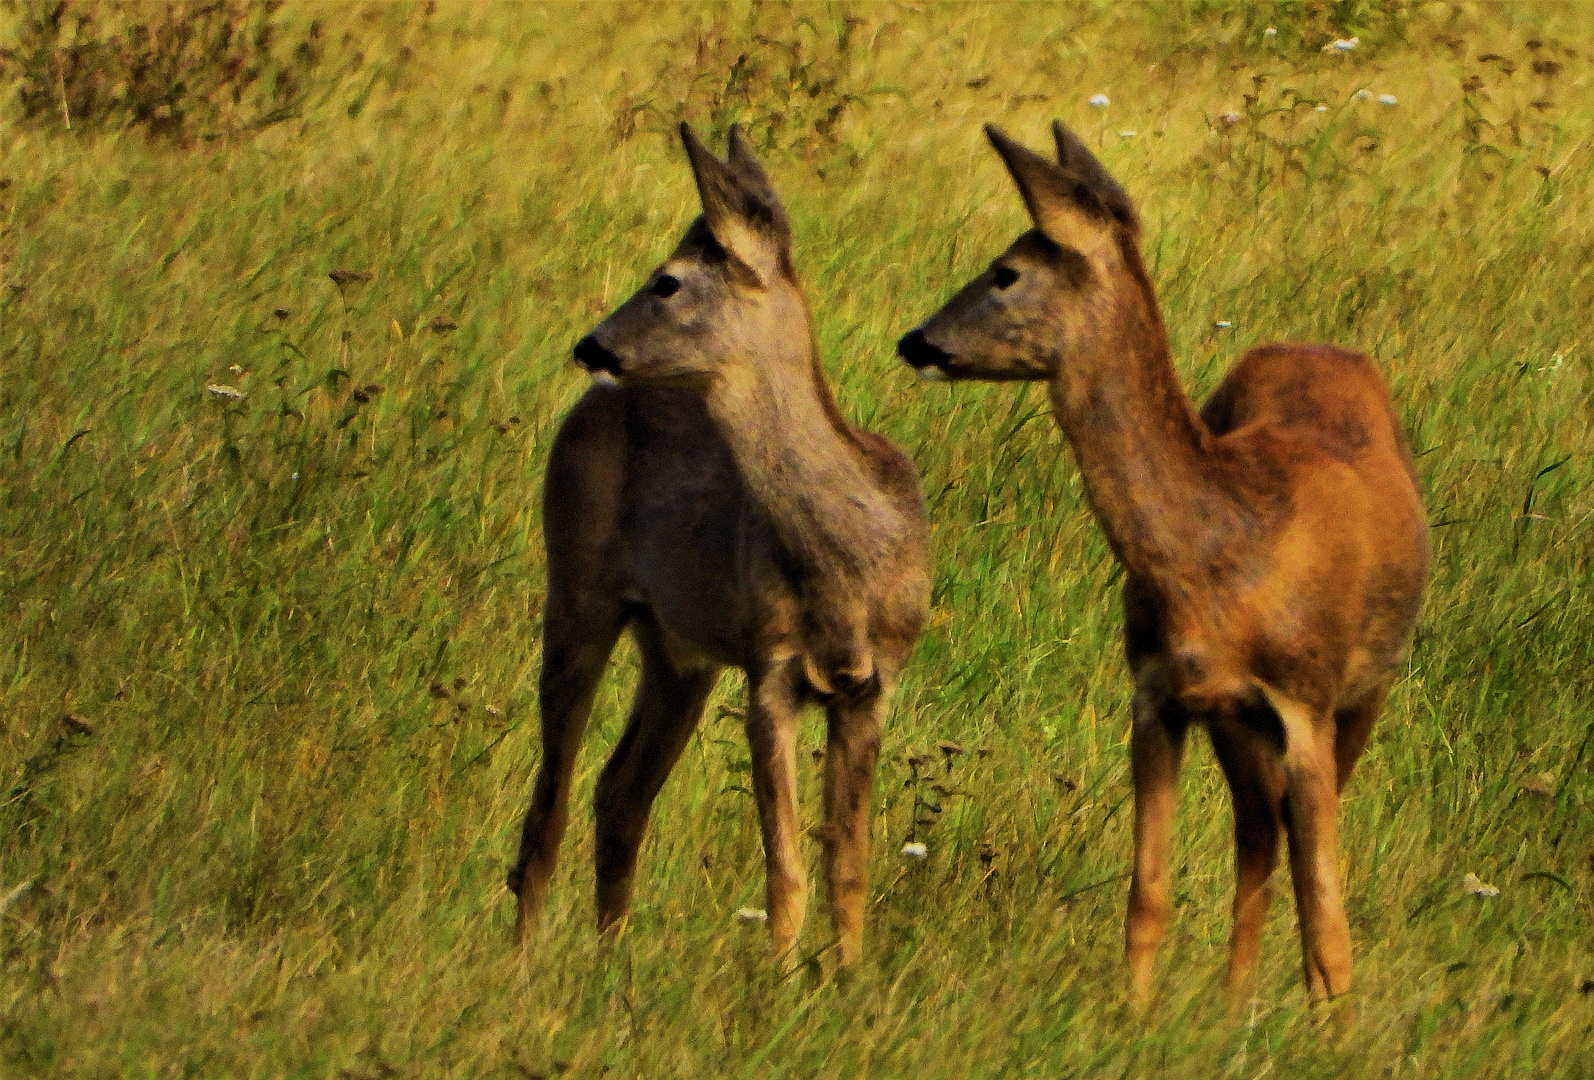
590 370 621 387
916 365 950 382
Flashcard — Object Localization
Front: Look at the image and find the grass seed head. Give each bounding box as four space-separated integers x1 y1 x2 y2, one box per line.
1521 772 1555 796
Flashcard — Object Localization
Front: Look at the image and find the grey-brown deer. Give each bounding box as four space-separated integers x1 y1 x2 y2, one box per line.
508 124 930 966
897 122 1427 1002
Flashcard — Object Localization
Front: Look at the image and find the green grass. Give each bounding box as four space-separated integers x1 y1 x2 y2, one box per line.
2 2 1592 1076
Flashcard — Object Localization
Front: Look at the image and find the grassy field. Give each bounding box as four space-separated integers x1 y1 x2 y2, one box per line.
2 1 1592 1076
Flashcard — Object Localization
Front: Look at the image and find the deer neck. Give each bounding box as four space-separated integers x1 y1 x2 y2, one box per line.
1046 255 1242 598
702 316 907 592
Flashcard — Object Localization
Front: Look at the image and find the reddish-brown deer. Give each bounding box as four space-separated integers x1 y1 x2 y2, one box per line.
508 125 930 966
898 122 1427 1002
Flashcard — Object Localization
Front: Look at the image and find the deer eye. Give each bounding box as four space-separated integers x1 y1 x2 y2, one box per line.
650 274 681 298
992 265 1019 290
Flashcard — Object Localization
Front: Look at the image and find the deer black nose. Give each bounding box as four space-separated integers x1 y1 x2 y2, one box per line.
896 328 951 370
574 335 622 375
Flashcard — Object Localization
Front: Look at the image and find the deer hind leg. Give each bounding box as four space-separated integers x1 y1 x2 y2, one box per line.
1208 722 1286 995
592 617 720 932
820 677 890 967
1333 680 1388 793
745 663 807 960
1125 688 1188 1005
1266 689 1354 1001
511 586 625 945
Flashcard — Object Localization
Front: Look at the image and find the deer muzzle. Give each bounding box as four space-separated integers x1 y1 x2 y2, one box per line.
896 328 952 380
574 334 623 378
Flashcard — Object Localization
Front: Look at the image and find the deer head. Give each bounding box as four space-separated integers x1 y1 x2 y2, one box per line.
573 124 811 393
897 121 1143 382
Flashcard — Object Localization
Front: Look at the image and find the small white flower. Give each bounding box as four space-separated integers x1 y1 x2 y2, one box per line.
1377 94 1398 106
207 383 245 400
1215 320 1233 329
1118 130 1137 139
1315 104 1329 112
1463 873 1500 898
228 363 244 375
1263 27 1277 39
1220 111 1243 126
1353 88 1374 102
1324 36 1359 53
733 907 768 923
291 471 299 481
901 842 929 860
1089 93 1110 109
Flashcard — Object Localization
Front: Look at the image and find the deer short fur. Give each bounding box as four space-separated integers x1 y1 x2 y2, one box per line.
508 125 930 966
898 122 1427 1003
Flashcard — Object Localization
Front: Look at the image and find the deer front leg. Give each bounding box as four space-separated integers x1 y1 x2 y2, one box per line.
745 665 808 960
592 622 720 932
1125 687 1187 1005
510 590 624 945
1268 689 1353 1001
1208 722 1286 995
1333 681 1388 793
821 677 889 966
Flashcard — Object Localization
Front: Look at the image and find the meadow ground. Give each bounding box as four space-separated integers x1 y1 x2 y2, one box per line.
2 2 1592 1076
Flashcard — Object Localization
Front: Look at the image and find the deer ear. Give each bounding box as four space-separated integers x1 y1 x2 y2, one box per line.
725 124 794 248
680 123 788 287
1052 121 1139 236
724 128 777 207
984 123 1119 259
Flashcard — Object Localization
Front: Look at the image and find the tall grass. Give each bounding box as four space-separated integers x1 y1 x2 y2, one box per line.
2 2 1591 1076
